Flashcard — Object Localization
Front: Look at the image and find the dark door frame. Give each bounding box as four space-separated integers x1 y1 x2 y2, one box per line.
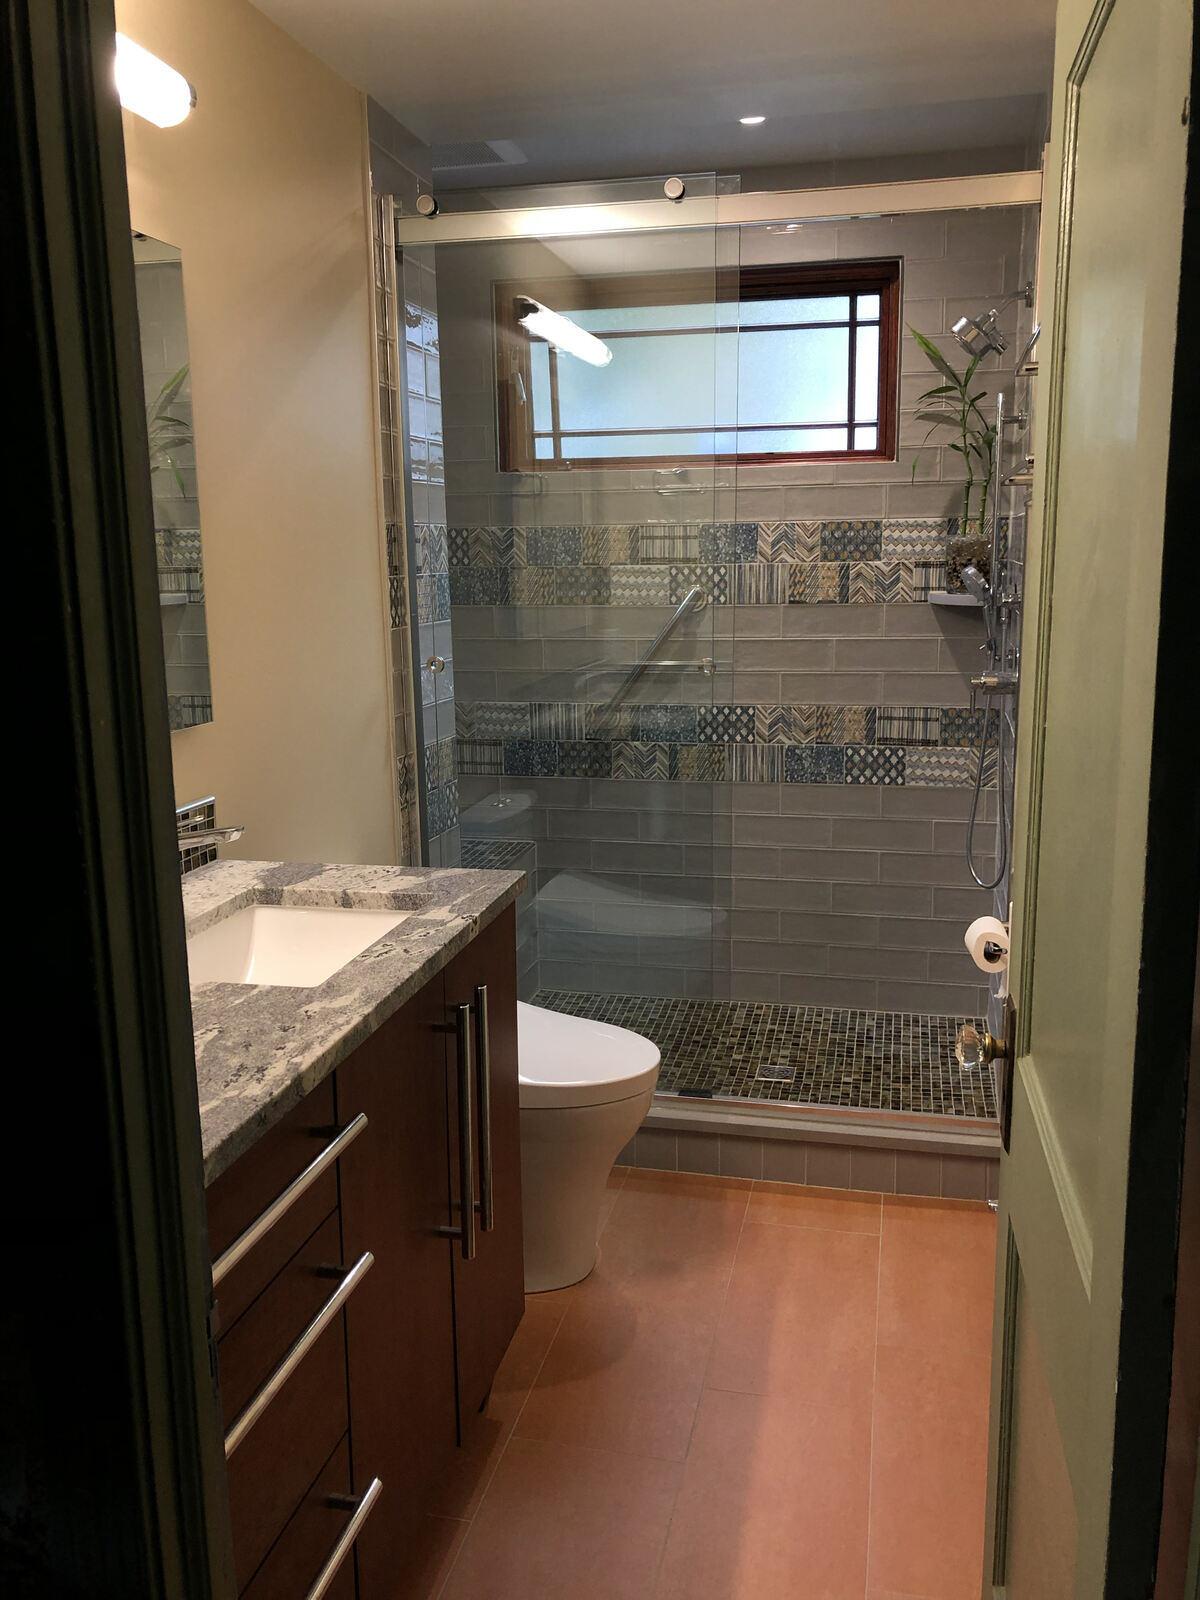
5 2 232 1596
1106 30 1200 1599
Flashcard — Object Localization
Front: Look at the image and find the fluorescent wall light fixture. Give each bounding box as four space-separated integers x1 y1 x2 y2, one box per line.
115 34 195 128
739 115 766 125
516 297 613 367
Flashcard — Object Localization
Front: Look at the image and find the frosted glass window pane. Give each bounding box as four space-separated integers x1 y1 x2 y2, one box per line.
534 435 555 459
737 327 849 426
739 427 848 453
854 325 880 422
564 431 718 458
530 342 552 426
571 303 720 333
556 332 717 433
857 294 881 321
853 426 878 450
738 296 850 326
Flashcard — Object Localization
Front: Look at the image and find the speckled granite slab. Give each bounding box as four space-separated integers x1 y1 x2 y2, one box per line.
184 861 524 1184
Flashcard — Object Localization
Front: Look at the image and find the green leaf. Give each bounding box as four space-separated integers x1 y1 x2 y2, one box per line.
907 325 961 384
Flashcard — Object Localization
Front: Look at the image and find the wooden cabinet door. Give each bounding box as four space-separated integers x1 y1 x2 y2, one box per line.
336 975 459 1597
442 906 525 1421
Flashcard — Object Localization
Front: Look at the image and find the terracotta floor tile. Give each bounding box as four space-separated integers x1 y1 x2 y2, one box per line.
515 1284 718 1461
440 1437 683 1600
391 1515 468 1600
749 1181 883 1233
582 1169 751 1320
877 1197 997 1357
427 1294 568 1518
655 1388 871 1600
597 1164 631 1235
868 1342 992 1600
707 1221 880 1404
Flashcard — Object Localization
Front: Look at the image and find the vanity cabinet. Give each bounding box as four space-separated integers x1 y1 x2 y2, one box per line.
205 905 522 1600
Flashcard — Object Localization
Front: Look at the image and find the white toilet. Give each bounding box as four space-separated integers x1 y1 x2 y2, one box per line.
517 1001 661 1292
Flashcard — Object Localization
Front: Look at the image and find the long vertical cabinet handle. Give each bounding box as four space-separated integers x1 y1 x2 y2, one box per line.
454 1002 477 1261
475 985 495 1232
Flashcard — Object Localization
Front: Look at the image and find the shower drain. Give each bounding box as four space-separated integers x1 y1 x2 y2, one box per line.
754 1063 796 1083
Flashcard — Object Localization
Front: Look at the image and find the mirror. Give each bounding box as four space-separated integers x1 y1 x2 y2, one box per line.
132 232 212 729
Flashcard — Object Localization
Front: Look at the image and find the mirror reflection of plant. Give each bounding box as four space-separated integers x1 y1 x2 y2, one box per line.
908 327 997 534
146 364 192 497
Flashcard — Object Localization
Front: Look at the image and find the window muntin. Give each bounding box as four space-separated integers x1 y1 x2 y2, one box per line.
496 261 900 471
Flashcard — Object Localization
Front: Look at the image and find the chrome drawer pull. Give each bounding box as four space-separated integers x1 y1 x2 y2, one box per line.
475 985 495 1233
212 1114 368 1289
224 1251 374 1459
305 1477 383 1600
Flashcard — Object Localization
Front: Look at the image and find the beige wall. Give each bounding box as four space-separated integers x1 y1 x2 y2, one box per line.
119 0 396 864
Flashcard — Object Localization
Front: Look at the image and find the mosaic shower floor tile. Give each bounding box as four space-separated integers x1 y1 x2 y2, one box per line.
530 991 997 1119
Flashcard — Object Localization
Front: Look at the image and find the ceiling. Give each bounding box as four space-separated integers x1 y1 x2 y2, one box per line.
252 0 1055 187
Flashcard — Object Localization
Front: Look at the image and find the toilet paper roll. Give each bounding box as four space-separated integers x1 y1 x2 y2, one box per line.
964 915 1010 973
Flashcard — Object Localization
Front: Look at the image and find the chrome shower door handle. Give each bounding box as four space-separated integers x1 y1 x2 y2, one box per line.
475 984 494 1233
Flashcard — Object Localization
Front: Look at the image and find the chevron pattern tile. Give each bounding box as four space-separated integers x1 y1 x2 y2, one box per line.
611 740 671 780
758 520 822 562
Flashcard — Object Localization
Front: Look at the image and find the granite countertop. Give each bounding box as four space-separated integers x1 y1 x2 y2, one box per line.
184 860 525 1184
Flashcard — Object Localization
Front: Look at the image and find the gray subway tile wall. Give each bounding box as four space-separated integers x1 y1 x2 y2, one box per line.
431 204 1035 1013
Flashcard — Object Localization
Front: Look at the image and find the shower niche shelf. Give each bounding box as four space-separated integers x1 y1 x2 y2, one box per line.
928 590 983 608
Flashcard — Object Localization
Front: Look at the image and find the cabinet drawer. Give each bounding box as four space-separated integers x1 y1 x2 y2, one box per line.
218 1210 344 1427
207 1078 344 1331
223 1217 354 1584
240 1437 357 1600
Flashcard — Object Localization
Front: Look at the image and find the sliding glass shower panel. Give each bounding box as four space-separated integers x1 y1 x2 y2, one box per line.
427 176 734 1004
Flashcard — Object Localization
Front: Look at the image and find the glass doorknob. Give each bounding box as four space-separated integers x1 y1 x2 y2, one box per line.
955 1023 1006 1070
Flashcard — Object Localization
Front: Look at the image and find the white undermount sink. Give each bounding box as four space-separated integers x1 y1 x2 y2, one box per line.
187 904 411 988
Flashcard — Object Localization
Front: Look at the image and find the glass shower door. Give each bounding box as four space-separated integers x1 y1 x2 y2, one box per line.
407 175 733 1009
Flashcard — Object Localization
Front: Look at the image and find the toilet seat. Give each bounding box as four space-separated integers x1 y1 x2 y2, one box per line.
517 1001 661 1109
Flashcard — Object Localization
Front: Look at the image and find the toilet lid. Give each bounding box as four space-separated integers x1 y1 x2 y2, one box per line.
517 1001 661 1108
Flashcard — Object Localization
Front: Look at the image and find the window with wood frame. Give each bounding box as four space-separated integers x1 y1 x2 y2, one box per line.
495 259 901 472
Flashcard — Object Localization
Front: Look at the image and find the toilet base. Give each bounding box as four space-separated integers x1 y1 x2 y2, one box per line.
519 1089 653 1293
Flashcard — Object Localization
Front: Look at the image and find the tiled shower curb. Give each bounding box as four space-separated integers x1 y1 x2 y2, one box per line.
621 1098 1000 1202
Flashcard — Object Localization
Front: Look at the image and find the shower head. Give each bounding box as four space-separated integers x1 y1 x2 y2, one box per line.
951 282 1035 361
952 308 1009 359
961 564 993 606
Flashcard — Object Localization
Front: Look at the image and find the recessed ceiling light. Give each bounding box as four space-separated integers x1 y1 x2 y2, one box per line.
739 115 766 125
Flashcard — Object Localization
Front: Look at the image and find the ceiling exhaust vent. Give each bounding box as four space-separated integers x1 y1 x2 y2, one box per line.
431 139 526 171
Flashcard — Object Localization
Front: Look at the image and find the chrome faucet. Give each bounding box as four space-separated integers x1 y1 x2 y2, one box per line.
177 824 245 851
176 795 244 853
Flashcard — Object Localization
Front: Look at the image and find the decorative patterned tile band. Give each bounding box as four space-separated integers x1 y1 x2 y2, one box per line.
444 519 1007 607
455 700 998 787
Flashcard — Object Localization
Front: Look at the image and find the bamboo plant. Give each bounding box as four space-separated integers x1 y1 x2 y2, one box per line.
908 327 997 536
145 363 192 497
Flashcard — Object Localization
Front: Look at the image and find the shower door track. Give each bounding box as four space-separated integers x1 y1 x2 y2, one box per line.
647 1092 1001 1159
393 170 1043 245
